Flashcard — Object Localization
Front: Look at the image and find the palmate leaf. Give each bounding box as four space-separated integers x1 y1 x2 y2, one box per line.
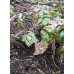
43 15 50 18
43 10 49 14
37 18 43 24
40 30 50 42
43 26 55 35
40 26 55 45
41 18 50 26
10 5 14 18
52 12 60 17
22 31 38 47
10 0 22 4
16 0 22 2
31 5 50 11
56 44 64 57
59 31 64 38
38 11 44 18
30 5 50 26
10 11 14 18
57 25 64 42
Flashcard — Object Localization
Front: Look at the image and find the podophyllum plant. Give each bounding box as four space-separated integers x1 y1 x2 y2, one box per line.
26 5 60 26
55 24 64 57
10 4 64 57
34 24 64 56
24 0 49 4
10 0 22 4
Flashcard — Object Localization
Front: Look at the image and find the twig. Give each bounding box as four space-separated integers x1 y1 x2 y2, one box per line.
52 38 55 56
10 38 25 49
51 55 64 72
10 25 16 34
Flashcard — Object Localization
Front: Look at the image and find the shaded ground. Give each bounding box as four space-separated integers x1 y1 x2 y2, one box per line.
10 1 64 74
10 42 64 74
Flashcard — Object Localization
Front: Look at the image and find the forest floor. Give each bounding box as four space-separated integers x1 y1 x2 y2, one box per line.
10 1 64 74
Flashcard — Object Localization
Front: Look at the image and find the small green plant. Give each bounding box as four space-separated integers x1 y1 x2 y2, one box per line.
26 5 51 26
24 0 49 4
22 31 38 47
26 5 60 27
10 0 22 4
57 25 64 42
40 24 64 56
10 3 64 57
40 26 55 46
55 24 64 57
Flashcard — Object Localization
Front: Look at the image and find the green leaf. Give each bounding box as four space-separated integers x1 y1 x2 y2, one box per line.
40 30 50 41
16 0 22 2
42 18 49 26
58 44 64 54
33 5 40 11
22 31 38 47
57 25 64 42
52 12 60 17
44 5 50 10
38 11 44 18
58 19 64 25
53 8 58 12
49 37 53 43
10 12 14 18
43 15 50 18
59 31 64 38
37 18 43 24
40 26 56 44
43 26 55 35
43 10 49 14
41 40 48 47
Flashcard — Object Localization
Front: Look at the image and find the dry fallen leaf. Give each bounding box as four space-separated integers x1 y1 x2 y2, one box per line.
34 41 49 55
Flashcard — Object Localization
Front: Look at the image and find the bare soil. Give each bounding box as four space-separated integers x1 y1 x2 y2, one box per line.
10 1 64 74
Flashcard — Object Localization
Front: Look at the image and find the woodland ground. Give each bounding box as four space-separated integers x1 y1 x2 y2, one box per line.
10 1 64 74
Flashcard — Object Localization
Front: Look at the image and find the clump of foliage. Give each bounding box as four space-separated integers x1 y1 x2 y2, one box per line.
55 24 64 57
10 5 14 18
10 3 64 58
39 24 64 56
22 31 38 47
24 0 49 4
26 5 51 26
10 0 22 4
26 5 61 27
40 26 55 46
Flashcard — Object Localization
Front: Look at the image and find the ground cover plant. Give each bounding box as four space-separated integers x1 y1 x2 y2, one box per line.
10 0 64 74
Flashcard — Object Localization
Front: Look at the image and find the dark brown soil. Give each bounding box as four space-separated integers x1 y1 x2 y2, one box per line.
10 1 64 74
10 29 64 74
10 41 64 74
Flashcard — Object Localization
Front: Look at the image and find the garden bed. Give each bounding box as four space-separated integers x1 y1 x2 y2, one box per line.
10 1 64 74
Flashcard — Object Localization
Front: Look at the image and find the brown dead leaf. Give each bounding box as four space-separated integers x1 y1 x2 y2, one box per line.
34 41 49 55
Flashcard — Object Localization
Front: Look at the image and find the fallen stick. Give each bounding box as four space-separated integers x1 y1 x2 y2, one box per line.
10 38 25 49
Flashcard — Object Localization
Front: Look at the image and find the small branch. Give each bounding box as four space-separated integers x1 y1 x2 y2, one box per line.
51 55 64 72
10 25 16 34
52 38 55 56
10 38 25 49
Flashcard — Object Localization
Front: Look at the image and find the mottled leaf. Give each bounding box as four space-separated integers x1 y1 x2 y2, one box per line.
22 31 38 47
42 18 49 26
